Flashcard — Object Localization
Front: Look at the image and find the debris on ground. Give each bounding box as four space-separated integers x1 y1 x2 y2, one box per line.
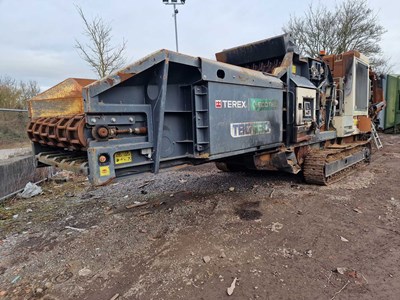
50 177 69 184
109 293 120 300
278 248 302 259
229 187 235 192
269 189 275 198
270 222 283 232
50 171 74 183
305 250 313 257
126 202 149 209
227 277 238 296
203 256 211 263
54 271 73 283
11 275 21 284
65 226 86 233
18 182 42 198
335 267 347 275
347 270 358 278
78 268 92 277
353 208 362 213
138 180 155 189
138 211 153 217
330 280 350 300
340 236 349 242
35 287 44 297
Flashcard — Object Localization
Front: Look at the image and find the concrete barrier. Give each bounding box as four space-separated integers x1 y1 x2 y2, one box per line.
0 155 52 199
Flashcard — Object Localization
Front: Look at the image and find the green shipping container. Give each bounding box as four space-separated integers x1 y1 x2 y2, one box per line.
384 75 400 132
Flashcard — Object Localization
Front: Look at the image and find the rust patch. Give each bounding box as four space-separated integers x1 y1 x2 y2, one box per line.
116 72 134 82
30 78 95 101
295 145 311 166
258 153 272 163
198 153 210 159
28 78 95 119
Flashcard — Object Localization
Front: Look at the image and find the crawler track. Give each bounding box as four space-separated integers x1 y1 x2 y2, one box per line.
303 142 371 185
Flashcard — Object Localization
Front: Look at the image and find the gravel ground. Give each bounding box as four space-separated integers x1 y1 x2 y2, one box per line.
0 134 399 300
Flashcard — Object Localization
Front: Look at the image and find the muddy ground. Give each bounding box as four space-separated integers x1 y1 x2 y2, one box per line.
1 134 400 300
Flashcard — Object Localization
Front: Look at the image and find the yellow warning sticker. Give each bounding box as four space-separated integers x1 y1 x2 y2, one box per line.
115 151 133 165
292 65 297 74
99 166 110 177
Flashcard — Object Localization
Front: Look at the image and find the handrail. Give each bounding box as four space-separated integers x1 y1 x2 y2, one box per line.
0 108 28 112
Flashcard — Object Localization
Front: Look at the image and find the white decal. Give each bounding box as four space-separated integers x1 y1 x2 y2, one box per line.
215 100 247 109
230 121 271 138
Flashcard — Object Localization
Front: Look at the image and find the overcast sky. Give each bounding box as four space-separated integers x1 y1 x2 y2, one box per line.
1 0 399 90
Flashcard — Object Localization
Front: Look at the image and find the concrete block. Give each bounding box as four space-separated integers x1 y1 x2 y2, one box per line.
0 155 52 199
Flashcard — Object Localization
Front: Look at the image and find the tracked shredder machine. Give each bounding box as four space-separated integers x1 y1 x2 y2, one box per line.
27 34 373 185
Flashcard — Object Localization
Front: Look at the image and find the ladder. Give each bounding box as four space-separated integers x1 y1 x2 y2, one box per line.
371 122 383 150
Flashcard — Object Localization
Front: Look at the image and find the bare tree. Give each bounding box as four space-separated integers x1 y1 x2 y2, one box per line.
0 76 20 108
0 76 40 109
283 0 389 72
75 6 127 78
284 4 339 57
19 80 41 103
370 56 393 75
0 77 40 144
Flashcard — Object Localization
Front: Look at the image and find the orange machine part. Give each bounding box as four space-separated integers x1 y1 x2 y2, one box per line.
323 51 360 79
357 116 372 132
27 114 87 150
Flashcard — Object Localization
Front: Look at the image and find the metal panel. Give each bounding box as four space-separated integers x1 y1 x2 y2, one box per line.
207 82 283 155
295 88 316 126
215 34 296 66
291 75 316 89
85 50 200 98
384 75 400 130
28 78 95 118
325 150 366 177
201 58 282 89
355 61 369 111
30 49 286 185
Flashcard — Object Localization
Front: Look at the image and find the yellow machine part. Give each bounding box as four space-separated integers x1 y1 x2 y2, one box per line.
28 78 95 119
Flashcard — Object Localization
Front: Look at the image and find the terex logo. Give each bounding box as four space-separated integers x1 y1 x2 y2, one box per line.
215 100 247 109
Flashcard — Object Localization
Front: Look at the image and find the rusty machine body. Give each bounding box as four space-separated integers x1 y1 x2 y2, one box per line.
27 34 372 185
